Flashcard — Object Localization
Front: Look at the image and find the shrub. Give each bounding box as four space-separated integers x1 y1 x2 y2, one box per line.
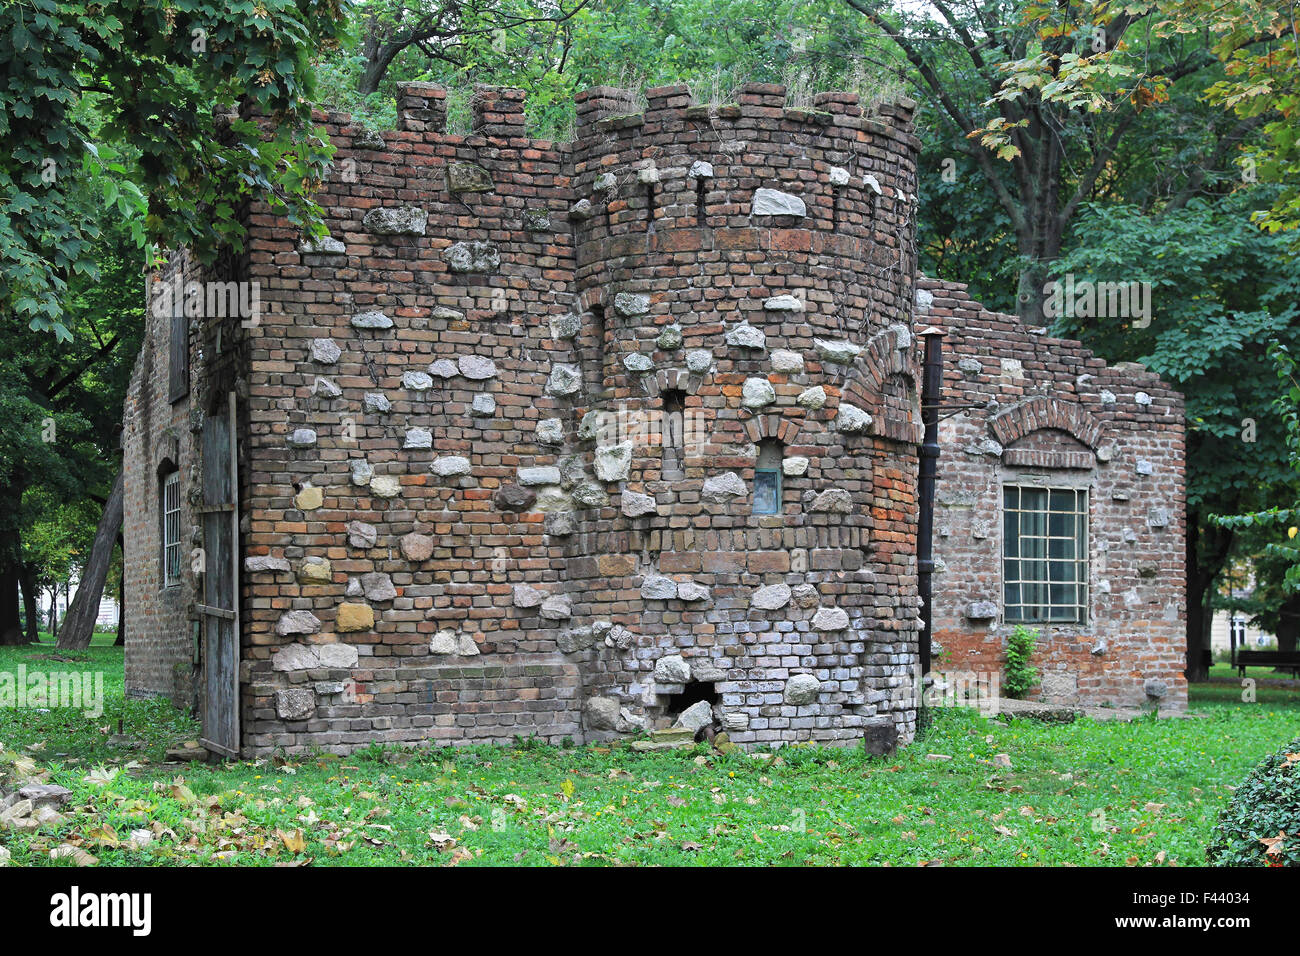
1003 625 1040 699
1206 735 1300 866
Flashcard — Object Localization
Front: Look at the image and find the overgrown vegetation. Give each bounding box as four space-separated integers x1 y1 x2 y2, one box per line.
1206 734 1300 866
1004 625 1040 699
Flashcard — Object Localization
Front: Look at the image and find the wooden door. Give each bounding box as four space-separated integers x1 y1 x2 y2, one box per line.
198 392 240 757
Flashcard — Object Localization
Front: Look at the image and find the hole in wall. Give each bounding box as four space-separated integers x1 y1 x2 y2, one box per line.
664 680 720 740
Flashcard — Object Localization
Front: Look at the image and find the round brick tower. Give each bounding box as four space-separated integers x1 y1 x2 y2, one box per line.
552 82 926 747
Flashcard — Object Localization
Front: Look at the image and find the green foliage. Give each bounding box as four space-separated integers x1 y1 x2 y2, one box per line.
1004 625 1039 699
1206 734 1300 866
1 0 350 337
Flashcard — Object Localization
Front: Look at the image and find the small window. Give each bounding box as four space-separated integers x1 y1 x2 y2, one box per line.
168 289 189 403
1002 485 1087 623
753 439 783 514
162 471 182 587
661 389 686 479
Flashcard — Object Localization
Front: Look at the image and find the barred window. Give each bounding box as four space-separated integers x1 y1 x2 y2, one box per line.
1002 485 1088 623
752 439 783 515
163 471 182 588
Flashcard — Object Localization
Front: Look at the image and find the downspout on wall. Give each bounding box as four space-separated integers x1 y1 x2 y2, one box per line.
917 327 944 676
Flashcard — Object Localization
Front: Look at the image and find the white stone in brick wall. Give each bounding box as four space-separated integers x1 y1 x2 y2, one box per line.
429 359 458 378
621 490 657 518
915 288 934 313
742 377 776 409
369 475 401 497
812 606 849 631
674 700 714 732
276 689 315 721
534 418 564 445
751 188 806 217
1001 358 1024 379
310 338 341 364
273 643 320 671
791 584 819 608
1136 392 1152 406
456 634 479 656
300 236 346 255
1100 389 1116 404
585 696 620 730
471 394 496 417
637 164 660 185
400 533 433 561
797 385 826 409
605 624 635 650
430 630 457 654
351 311 393 330
458 355 497 380
654 655 691 683
701 471 747 502
657 325 683 350
361 572 397 602
345 577 362 597
349 459 373 487
430 306 465 321
964 601 998 620
363 206 426 235
641 575 678 600
571 481 608 508
623 353 654 373
686 349 714 373
691 659 728 682
751 583 792 611
725 322 766 351
287 428 317 448
828 166 851 187
764 294 804 312
404 428 432 449
1147 507 1170 528
890 323 913 350
1136 459 1154 475
677 581 711 603
808 488 852 513
964 438 1003 457
513 584 545 608
861 174 883 195
519 466 561 486
246 555 291 574
431 456 471 477
835 404 873 433
540 594 572 620
317 643 359 668
442 241 500 273
550 312 581 339
957 357 982 374
771 349 804 373
593 172 618 193
402 371 433 391
558 627 597 654
783 456 809 477
364 393 392 415
595 442 633 482
785 674 822 704
613 292 651 317
347 520 377 549
274 610 321 636
569 199 594 220
546 364 582 396
314 376 342 398
722 712 750 731
689 160 714 179
1097 445 1115 462
815 339 862 364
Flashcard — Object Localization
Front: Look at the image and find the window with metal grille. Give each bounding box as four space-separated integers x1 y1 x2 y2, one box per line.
163 471 182 587
661 389 685 480
752 439 783 514
1002 485 1088 623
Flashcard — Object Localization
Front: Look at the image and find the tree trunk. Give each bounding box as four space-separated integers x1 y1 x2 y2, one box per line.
19 564 39 643
0 559 23 645
358 38 401 95
1273 591 1299 656
1185 516 1232 682
57 469 124 650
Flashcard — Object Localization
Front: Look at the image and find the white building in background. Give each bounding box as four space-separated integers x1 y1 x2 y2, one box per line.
37 582 120 631
1210 609 1276 655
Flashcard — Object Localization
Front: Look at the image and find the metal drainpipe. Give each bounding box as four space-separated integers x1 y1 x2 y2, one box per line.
917 327 945 677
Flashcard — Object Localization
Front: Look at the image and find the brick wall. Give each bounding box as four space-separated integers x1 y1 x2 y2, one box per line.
227 81 926 754
919 278 1188 712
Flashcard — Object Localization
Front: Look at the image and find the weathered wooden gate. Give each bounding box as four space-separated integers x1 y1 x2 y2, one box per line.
198 391 240 757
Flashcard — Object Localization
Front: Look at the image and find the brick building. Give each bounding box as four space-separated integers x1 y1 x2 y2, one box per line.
121 81 1184 757
919 278 1187 712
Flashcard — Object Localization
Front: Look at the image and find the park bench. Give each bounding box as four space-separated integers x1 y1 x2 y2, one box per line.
1233 649 1300 677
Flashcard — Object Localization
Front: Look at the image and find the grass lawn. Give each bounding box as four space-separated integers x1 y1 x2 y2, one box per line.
2 642 1297 866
